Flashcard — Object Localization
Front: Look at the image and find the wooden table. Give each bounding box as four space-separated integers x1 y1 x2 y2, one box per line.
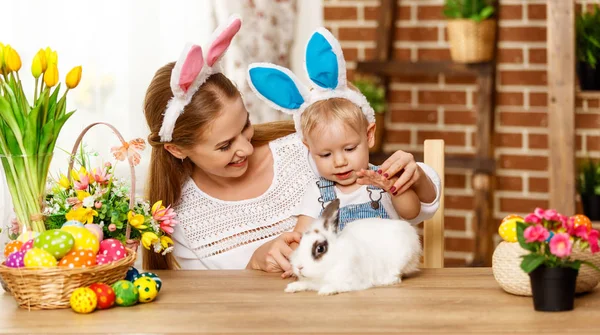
1 268 599 334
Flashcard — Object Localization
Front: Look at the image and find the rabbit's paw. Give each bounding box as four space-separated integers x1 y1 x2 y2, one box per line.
285 281 312 293
317 285 340 296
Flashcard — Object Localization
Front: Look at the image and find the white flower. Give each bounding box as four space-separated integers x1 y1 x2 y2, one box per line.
82 196 95 208
162 246 174 255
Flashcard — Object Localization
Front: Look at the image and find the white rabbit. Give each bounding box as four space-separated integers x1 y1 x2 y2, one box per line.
286 199 422 296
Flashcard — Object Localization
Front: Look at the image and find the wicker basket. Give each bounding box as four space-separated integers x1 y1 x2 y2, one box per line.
492 241 600 296
447 19 496 63
0 122 139 310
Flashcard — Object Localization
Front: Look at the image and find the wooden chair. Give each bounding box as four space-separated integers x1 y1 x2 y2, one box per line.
423 140 445 268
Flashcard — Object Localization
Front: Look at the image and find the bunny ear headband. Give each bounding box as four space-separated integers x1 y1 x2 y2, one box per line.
159 15 242 142
246 27 375 138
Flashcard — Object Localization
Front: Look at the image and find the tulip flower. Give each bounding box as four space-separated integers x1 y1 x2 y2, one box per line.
44 63 58 87
65 66 82 89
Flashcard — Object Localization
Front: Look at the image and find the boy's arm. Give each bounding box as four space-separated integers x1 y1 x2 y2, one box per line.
388 188 421 220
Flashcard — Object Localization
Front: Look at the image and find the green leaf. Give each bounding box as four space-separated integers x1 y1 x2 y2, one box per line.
581 260 600 272
23 103 42 155
520 253 545 273
516 221 537 252
479 6 495 20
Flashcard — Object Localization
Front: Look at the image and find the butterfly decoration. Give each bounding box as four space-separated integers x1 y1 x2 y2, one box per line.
111 138 146 166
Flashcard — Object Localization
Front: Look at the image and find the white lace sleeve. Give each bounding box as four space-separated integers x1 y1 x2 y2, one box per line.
293 181 322 219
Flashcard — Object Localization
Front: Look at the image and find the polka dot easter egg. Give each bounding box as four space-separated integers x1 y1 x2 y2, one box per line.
112 280 139 307
99 239 127 262
96 254 111 265
20 239 34 253
16 231 38 243
84 223 104 242
134 277 158 303
5 250 25 268
125 267 139 282
134 272 162 292
70 287 97 314
33 229 75 259
60 249 97 268
61 226 99 254
89 283 116 310
62 220 85 228
24 248 57 268
499 215 523 243
4 240 23 257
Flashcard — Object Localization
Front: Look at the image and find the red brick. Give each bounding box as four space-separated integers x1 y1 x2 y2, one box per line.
418 48 451 61
324 6 357 20
498 48 524 64
396 27 438 42
385 130 411 144
499 112 547 127
529 92 548 107
342 47 358 61
528 4 546 20
587 135 600 151
389 89 412 103
445 215 466 231
393 74 439 84
346 69 356 81
499 27 547 42
417 131 466 146
417 5 444 20
587 98 600 108
446 195 474 210
445 173 466 189
365 5 411 21
445 75 477 85
499 4 523 20
338 27 376 41
419 91 466 105
392 48 412 61
528 134 548 149
529 177 549 193
529 48 547 64
500 70 547 86
444 110 476 125
500 154 548 171
445 237 475 253
576 114 600 129
500 198 549 213
497 176 523 191
495 132 523 148
390 109 437 124
576 97 584 108
497 92 524 106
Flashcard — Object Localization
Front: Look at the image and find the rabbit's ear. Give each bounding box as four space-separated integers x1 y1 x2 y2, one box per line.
206 15 242 67
321 199 341 233
247 63 308 114
305 28 347 90
170 44 205 97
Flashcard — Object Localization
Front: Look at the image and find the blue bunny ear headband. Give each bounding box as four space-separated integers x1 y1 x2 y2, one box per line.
246 27 375 139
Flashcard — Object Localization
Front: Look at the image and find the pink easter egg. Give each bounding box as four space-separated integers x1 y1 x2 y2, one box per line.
84 223 104 242
99 239 127 262
96 254 111 265
6 250 25 268
20 239 34 253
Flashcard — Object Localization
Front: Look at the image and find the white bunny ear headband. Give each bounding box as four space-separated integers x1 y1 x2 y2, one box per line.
246 27 375 139
159 15 242 142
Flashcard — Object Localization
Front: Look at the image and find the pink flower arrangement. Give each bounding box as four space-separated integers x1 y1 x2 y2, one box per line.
517 207 600 273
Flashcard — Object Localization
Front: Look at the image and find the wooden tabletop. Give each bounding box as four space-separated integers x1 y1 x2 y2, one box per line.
1 268 599 334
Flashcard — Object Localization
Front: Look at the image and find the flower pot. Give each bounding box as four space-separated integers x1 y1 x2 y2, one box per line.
370 113 386 153
529 266 578 312
577 61 600 91
581 194 600 221
447 19 496 63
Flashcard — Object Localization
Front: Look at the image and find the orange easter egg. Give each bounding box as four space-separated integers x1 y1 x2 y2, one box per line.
572 214 592 232
4 240 23 257
502 214 523 224
59 249 97 269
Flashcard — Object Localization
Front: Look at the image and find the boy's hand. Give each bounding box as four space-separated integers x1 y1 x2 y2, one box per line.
356 169 399 195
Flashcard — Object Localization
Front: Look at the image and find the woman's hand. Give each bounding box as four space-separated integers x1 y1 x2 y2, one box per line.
247 231 302 277
356 169 398 194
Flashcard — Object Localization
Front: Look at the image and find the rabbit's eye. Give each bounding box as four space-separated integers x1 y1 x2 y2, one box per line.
312 240 328 260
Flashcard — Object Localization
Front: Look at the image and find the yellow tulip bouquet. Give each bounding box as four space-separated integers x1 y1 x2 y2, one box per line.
0 44 81 233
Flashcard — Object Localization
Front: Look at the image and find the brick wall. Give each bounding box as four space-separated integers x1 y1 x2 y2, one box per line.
323 0 600 266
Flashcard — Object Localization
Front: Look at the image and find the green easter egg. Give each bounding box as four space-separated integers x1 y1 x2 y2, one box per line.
33 230 74 259
111 280 139 307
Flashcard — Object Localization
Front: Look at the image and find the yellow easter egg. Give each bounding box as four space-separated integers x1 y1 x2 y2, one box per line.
24 248 57 268
61 226 99 254
70 287 97 314
498 219 519 243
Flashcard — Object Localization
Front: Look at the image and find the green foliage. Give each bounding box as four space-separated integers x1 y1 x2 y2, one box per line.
352 76 386 114
576 5 600 69
577 159 600 196
443 0 495 22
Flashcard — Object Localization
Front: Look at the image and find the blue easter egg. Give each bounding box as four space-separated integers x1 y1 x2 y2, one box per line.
62 220 84 228
546 231 555 243
125 266 139 281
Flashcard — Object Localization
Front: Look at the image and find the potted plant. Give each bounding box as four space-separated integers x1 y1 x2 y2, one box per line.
576 5 600 91
443 0 496 63
516 208 600 312
577 159 600 220
352 76 387 153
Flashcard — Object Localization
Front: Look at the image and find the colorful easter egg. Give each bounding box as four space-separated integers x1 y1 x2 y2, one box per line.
4 240 23 257
499 220 518 243
125 267 139 282
99 239 127 262
89 283 115 310
134 272 162 292
572 214 592 232
34 229 75 259
61 226 99 254
5 250 25 268
62 220 85 228
70 287 97 314
59 249 97 268
17 231 39 243
96 254 111 265
84 223 104 242
24 248 57 268
134 277 158 303
20 239 34 253
111 280 139 307
501 214 523 224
